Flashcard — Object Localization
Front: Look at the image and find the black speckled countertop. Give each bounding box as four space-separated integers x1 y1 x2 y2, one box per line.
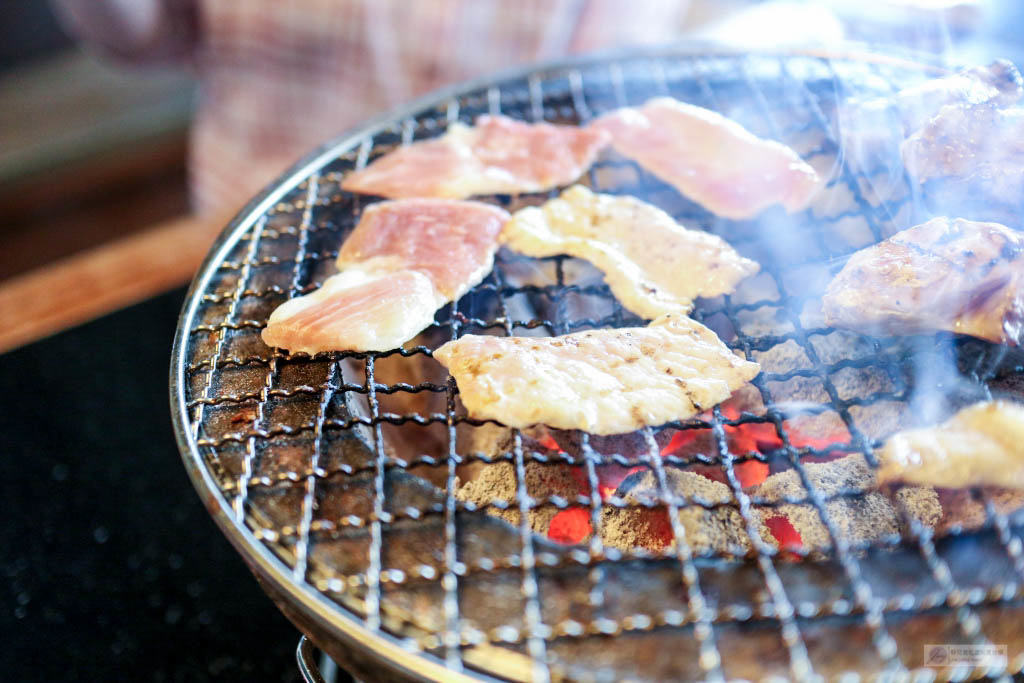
0 289 341 682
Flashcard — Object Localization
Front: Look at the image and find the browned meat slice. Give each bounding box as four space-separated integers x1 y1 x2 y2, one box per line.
822 216 1024 346
878 401 1024 490
433 314 760 435
851 60 1022 137
902 100 1024 207
840 60 1023 174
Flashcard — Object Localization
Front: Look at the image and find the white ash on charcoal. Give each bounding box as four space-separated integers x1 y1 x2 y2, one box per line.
455 455 582 536
751 453 940 555
600 468 757 556
451 422 515 489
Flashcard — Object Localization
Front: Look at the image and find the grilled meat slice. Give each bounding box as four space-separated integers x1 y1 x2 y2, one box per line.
501 185 759 319
840 60 1023 175
433 314 760 435
848 60 1022 139
341 114 609 199
822 216 1024 346
878 400 1024 490
261 267 439 354
262 199 508 353
335 198 508 300
902 101 1024 207
589 97 821 219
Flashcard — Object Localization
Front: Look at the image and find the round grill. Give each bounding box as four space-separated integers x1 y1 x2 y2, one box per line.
171 46 1024 681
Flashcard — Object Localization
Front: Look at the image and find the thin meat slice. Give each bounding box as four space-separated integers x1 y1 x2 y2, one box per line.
502 185 759 318
840 60 1023 178
341 115 610 199
338 198 509 299
822 217 1024 346
901 102 1024 207
845 60 1022 144
433 314 760 435
878 401 1024 490
589 97 821 219
262 267 439 354
262 199 509 353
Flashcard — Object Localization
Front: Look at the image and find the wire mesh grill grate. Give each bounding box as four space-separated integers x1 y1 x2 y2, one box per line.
173 48 1024 681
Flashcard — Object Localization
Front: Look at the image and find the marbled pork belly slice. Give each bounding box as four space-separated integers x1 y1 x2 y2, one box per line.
337 198 509 299
261 267 440 354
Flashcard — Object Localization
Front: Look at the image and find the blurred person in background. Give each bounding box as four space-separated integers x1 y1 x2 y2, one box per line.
53 0 689 216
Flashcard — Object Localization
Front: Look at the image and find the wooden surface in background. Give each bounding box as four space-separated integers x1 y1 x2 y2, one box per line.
0 138 191 280
0 49 195 281
0 213 228 354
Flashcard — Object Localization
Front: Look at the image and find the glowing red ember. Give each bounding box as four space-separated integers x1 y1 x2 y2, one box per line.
537 434 562 451
763 515 804 559
548 508 592 544
537 406 845 547
660 402 849 487
659 405 775 487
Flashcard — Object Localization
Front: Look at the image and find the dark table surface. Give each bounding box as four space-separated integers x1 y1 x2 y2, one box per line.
0 288 324 682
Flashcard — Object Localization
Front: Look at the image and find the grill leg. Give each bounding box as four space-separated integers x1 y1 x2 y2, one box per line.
297 635 346 683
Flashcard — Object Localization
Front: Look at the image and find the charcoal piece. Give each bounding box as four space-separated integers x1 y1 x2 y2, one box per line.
548 427 673 460
601 468 753 556
752 454 940 554
935 486 1024 535
455 460 583 536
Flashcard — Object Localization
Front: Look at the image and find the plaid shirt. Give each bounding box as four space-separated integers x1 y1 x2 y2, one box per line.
56 0 688 214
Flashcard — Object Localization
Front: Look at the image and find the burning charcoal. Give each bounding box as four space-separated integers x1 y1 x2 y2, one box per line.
546 427 677 498
452 422 515 489
456 459 584 537
750 338 811 377
847 401 914 443
782 412 849 447
892 486 943 529
752 454 940 555
600 468 752 556
547 427 673 459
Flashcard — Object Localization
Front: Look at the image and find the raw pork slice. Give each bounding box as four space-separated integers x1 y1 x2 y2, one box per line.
501 185 759 318
261 267 439 354
336 198 507 299
433 314 760 435
341 115 610 199
262 199 509 353
822 217 1024 346
589 97 821 219
878 401 1024 490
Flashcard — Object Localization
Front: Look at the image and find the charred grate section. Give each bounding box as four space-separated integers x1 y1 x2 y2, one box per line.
172 48 1024 681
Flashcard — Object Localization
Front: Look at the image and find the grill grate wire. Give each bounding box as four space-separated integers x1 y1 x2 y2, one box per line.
173 49 1024 680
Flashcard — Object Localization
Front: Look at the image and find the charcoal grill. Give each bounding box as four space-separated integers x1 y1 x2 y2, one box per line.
171 45 1024 681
